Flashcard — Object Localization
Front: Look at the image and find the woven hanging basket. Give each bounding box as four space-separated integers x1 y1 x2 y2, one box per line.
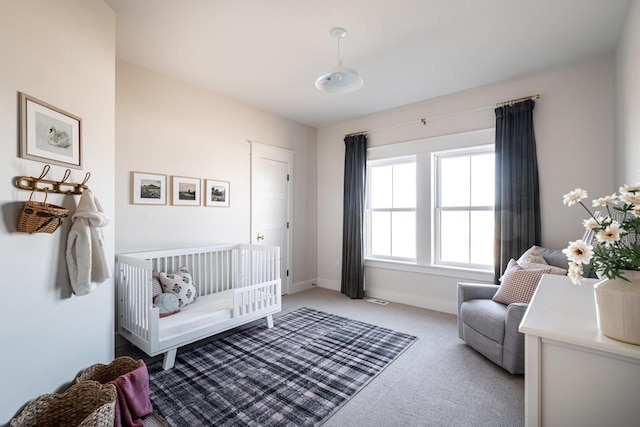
17 189 69 234
9 381 116 427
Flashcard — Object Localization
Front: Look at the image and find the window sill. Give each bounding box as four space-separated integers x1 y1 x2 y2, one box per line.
364 258 495 282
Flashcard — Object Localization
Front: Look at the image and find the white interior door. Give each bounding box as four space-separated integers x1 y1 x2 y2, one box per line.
250 142 293 295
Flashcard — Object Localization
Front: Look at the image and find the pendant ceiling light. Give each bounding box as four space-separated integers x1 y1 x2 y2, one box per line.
315 27 363 94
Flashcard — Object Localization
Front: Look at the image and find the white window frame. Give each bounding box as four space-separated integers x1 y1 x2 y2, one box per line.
432 145 495 271
365 155 417 262
364 128 495 281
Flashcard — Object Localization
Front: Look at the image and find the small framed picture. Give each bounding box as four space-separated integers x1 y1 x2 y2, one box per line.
205 179 230 207
131 172 167 205
19 92 82 169
172 176 201 206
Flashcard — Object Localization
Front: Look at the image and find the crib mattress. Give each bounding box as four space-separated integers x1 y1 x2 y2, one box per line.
159 290 233 341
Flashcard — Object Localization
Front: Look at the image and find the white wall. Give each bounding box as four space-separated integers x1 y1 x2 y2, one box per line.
615 0 640 184
115 61 318 290
317 56 614 314
0 0 115 423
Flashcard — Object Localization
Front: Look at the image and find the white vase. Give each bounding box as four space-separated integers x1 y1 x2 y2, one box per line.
594 270 640 345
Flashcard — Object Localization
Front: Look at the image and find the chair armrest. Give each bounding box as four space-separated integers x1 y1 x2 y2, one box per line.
506 303 529 331
503 302 529 374
457 282 499 302
457 282 500 339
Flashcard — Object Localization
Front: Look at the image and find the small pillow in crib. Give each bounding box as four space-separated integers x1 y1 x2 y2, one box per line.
154 293 180 317
159 266 198 308
151 270 163 298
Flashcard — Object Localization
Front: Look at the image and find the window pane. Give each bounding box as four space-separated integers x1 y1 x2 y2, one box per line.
392 211 415 259
439 211 469 263
370 165 392 209
440 156 470 207
470 211 494 266
471 153 494 206
371 211 391 256
392 163 416 208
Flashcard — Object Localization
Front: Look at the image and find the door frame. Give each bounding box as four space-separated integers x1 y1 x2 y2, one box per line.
249 141 294 295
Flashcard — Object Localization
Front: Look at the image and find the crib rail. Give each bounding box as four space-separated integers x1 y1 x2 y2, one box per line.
117 260 154 346
116 244 280 354
233 279 281 317
236 244 280 287
149 248 237 295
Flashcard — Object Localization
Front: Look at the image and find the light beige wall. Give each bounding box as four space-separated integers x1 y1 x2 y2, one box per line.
615 0 640 184
0 0 115 423
115 61 318 288
317 55 614 314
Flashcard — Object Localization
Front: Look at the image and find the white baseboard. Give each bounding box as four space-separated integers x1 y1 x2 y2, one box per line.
316 277 340 292
294 277 456 315
289 279 316 294
364 288 456 315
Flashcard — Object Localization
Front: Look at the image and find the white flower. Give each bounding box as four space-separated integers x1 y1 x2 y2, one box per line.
599 215 612 227
619 183 640 193
592 194 618 207
562 240 594 265
563 188 588 206
564 185 640 282
619 192 640 205
567 261 584 285
582 217 599 230
595 221 621 247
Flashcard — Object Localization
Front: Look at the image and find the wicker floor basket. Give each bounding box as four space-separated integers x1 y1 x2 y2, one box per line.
17 190 69 234
76 356 144 384
10 381 116 427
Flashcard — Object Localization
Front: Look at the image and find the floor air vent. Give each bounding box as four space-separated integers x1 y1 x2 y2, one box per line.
367 298 389 306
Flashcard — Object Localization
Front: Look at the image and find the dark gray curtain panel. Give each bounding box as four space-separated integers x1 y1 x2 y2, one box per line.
341 134 367 299
494 100 541 281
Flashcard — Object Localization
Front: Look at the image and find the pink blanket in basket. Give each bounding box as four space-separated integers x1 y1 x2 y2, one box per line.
110 362 153 427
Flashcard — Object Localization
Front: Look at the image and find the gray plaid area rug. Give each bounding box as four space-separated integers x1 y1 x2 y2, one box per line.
146 307 417 426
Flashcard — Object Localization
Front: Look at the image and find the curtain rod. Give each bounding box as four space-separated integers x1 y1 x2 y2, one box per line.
496 94 540 108
344 94 540 138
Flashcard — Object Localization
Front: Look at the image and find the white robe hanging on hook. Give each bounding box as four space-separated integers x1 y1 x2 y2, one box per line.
66 188 110 295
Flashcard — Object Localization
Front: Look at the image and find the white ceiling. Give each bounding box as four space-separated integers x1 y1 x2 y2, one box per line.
105 0 632 128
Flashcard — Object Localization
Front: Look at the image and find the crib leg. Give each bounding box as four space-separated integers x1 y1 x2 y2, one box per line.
162 349 177 370
266 314 274 329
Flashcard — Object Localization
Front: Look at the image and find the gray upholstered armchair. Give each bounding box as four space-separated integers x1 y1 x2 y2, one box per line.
457 283 527 374
457 245 574 374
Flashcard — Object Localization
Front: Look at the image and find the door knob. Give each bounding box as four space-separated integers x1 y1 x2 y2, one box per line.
257 233 265 241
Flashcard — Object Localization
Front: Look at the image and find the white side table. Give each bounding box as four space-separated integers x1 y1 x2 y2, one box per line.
519 274 640 427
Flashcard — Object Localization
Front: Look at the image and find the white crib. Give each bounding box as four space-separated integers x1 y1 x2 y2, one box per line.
116 244 281 369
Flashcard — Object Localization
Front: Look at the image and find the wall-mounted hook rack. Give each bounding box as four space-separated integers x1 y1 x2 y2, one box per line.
15 164 90 195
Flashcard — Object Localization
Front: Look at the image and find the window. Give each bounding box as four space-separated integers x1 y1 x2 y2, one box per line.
364 128 495 275
366 157 416 261
433 146 494 269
